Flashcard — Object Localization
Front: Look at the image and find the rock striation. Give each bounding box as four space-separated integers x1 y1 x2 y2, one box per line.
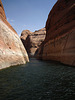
37 0 75 66
20 28 46 57
0 0 29 69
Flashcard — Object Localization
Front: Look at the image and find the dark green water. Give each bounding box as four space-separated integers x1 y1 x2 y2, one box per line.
0 58 75 100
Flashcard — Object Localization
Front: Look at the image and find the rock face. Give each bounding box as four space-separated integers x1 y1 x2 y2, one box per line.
37 0 75 66
20 28 46 57
20 30 32 44
0 0 29 69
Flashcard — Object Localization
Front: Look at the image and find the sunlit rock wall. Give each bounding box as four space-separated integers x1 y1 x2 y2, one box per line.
0 0 29 69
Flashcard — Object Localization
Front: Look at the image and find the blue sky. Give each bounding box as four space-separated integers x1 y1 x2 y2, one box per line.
2 0 57 36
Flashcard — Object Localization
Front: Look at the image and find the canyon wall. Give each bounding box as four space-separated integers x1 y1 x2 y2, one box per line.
0 0 29 69
20 28 46 57
37 0 75 66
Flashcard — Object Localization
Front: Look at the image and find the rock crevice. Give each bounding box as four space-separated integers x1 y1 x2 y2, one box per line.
20 28 46 57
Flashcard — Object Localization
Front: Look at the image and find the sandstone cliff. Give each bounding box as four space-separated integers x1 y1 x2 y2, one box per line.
37 0 75 66
0 0 29 69
20 28 46 57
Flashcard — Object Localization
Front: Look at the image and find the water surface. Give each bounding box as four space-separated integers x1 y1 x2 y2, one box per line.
0 58 75 100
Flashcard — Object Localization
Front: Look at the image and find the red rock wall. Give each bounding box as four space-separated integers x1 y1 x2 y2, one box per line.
37 0 75 66
0 0 6 19
0 0 29 69
45 0 75 41
20 28 46 57
0 0 17 35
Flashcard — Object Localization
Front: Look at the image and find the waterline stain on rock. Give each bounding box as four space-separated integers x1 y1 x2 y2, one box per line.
0 0 29 69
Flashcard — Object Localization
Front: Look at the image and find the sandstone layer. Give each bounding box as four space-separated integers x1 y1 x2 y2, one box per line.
20 28 46 57
0 0 29 69
37 0 75 66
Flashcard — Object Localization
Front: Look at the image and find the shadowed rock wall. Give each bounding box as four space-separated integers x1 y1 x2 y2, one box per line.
37 0 75 66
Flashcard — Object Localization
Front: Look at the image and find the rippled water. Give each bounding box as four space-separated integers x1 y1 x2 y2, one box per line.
0 58 75 100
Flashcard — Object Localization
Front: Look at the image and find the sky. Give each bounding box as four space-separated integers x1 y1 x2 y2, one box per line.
2 0 57 36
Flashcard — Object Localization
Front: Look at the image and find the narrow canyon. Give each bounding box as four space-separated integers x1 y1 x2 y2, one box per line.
0 0 75 69
20 28 46 57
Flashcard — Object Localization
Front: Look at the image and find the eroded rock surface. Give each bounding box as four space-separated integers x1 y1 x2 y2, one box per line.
0 0 29 69
20 28 46 57
37 0 75 66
